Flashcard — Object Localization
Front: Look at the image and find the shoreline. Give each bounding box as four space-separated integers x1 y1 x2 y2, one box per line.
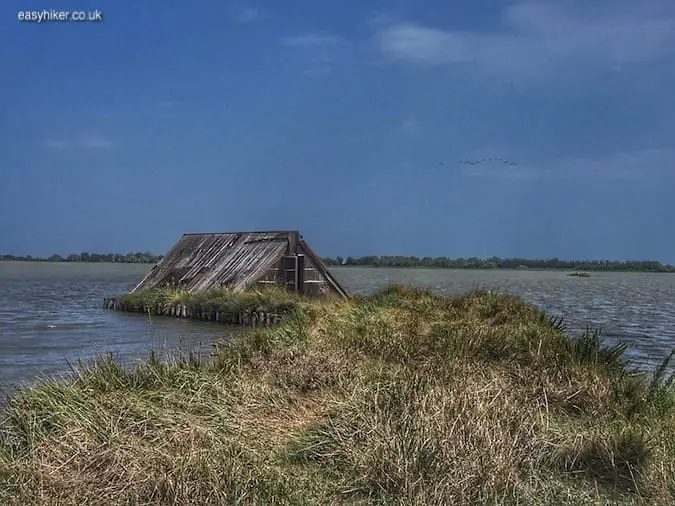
2 259 674 273
330 265 675 273
0 259 158 265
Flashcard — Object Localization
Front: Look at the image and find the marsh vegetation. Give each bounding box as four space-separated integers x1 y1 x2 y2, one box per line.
1 286 674 505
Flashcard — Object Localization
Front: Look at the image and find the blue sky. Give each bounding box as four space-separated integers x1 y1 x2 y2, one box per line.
2 0 674 262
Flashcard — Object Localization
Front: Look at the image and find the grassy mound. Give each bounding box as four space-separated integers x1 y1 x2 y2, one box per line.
2 285 674 505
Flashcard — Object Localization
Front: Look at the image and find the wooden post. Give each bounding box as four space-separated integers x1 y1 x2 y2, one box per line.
289 231 298 256
103 296 286 326
297 254 305 295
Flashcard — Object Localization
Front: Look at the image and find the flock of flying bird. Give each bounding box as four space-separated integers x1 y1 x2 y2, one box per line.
457 157 519 167
437 157 520 167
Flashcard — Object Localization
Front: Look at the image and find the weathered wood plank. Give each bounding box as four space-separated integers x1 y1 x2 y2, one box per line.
103 297 284 327
129 230 348 298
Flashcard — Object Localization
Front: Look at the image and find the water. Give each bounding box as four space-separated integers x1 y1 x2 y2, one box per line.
1 262 674 393
0 262 243 392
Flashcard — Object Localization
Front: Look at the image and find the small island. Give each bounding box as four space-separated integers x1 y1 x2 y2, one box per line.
1 285 673 504
567 271 592 277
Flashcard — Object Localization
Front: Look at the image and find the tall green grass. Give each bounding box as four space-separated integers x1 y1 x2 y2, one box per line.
2 285 674 505
118 285 310 322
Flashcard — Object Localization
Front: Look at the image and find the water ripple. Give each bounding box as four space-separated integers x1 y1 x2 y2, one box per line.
1 263 674 390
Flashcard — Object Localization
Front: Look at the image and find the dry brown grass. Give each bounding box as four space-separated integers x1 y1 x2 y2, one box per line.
2 284 674 505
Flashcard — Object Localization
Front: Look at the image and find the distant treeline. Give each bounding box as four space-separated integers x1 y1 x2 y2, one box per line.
0 252 163 264
3 251 673 272
321 256 675 272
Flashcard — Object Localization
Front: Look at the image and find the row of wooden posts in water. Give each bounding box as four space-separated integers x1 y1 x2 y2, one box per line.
102 297 284 327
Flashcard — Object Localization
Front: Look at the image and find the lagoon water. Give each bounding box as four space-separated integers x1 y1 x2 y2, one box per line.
1 262 674 393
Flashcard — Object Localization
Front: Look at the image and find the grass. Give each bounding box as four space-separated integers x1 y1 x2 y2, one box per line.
117 285 311 322
2 284 674 505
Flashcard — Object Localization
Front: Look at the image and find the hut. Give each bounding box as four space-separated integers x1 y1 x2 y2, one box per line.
130 231 348 298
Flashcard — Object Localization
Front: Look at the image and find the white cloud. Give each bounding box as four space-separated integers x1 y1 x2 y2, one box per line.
235 7 260 23
281 33 342 48
459 149 675 181
282 32 344 76
375 1 675 78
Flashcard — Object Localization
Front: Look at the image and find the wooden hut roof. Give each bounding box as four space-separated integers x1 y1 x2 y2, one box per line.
131 230 347 297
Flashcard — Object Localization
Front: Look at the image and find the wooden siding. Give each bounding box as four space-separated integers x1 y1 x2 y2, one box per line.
130 230 348 298
132 232 291 293
298 240 349 298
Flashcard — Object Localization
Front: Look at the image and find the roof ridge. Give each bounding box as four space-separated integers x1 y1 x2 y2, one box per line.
182 230 299 236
